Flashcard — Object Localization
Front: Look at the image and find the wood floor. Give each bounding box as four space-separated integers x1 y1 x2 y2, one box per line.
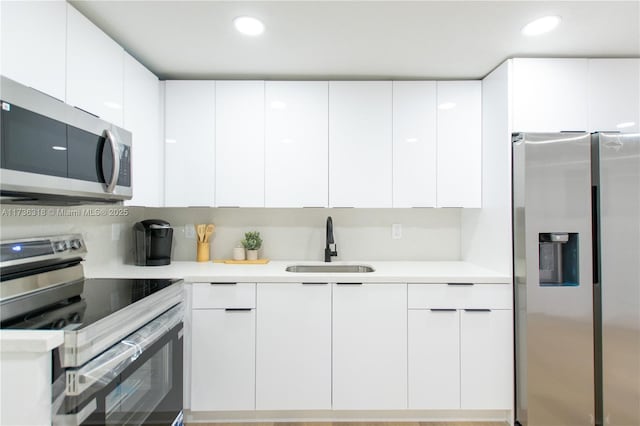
188 422 508 426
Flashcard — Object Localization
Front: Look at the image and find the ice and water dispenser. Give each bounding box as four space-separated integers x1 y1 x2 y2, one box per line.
539 232 579 286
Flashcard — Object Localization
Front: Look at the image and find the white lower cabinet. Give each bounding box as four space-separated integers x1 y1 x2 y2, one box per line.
332 283 407 409
256 283 331 409
188 281 511 414
190 283 256 411
408 284 513 410
460 309 512 409
408 309 460 409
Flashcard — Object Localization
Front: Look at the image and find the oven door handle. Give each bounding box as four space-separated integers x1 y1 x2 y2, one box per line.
65 303 183 396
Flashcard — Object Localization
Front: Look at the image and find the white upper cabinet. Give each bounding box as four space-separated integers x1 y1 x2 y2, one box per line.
215 81 265 207
588 58 640 133
436 81 482 208
329 81 392 207
164 81 215 207
265 82 329 207
1 0 67 101
512 58 588 132
123 54 161 207
392 81 437 207
66 4 124 126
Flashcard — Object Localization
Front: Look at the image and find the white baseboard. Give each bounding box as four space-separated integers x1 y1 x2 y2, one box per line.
185 409 512 423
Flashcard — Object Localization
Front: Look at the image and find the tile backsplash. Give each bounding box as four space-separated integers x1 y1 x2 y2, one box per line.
145 207 461 262
0 206 461 267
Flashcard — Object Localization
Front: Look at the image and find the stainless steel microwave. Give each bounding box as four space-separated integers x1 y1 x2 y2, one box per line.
0 76 132 204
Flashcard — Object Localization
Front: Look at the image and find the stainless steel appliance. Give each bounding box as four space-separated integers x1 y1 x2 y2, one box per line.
513 132 640 426
134 220 174 266
0 234 184 425
0 76 132 204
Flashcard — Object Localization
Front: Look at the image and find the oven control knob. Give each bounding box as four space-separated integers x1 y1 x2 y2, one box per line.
54 241 67 252
54 318 67 329
70 239 82 250
69 313 81 323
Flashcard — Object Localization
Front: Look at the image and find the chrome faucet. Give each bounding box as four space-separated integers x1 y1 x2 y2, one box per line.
325 216 338 262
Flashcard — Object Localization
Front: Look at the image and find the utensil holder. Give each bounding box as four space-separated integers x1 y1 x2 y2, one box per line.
196 242 210 262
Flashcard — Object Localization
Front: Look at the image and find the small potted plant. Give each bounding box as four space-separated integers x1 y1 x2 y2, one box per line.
241 231 262 261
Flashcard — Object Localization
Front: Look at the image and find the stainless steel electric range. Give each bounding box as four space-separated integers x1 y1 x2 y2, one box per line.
0 234 184 426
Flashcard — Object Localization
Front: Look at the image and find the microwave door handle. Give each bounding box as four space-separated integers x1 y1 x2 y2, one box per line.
103 129 120 194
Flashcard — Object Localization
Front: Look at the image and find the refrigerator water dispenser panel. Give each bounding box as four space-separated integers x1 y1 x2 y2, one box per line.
539 232 579 286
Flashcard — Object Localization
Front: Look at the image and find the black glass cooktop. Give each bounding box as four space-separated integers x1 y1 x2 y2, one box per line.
1 278 181 330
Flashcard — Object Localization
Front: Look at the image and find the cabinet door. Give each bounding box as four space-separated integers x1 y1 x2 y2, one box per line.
265 81 328 207
588 58 640 132
512 58 588 132
332 283 407 409
215 81 265 207
190 309 255 411
460 309 512 409
393 81 437 207
437 81 482 207
329 81 392 207
256 283 331 409
408 309 460 409
164 81 215 207
66 4 124 126
123 54 162 207
0 0 66 101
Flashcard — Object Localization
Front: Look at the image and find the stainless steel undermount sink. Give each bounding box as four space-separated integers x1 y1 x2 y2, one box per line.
285 264 375 273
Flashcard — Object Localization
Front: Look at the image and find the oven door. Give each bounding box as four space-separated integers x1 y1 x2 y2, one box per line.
53 304 183 426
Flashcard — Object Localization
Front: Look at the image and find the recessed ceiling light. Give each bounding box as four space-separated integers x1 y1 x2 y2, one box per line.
438 102 456 110
234 16 265 36
521 16 561 36
616 121 636 129
51 145 67 151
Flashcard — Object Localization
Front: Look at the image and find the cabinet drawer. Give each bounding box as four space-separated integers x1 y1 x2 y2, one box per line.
408 283 511 309
192 282 256 309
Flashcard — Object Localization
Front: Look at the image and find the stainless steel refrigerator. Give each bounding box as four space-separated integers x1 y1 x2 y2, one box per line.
513 132 640 426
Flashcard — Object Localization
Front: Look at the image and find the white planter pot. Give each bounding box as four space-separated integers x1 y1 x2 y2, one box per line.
233 247 246 261
246 249 259 261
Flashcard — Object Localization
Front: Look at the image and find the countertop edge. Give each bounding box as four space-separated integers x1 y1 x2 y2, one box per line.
0 330 64 353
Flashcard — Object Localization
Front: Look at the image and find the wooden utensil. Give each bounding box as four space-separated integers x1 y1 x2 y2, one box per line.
195 224 205 243
204 224 215 242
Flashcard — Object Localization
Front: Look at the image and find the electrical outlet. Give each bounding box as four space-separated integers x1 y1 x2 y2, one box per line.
392 223 402 239
185 225 196 239
111 223 121 241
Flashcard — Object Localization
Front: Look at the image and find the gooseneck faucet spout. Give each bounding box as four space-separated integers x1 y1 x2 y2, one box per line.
325 216 338 262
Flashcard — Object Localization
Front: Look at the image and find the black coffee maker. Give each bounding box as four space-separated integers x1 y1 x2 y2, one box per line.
134 219 173 266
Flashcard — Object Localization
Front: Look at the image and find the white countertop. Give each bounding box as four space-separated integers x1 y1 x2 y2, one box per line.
0 330 64 353
85 260 510 284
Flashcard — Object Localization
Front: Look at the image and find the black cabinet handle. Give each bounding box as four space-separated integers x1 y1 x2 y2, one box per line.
464 308 492 312
430 308 457 312
447 282 474 286
224 308 252 312
336 282 363 285
210 282 237 285
302 282 328 285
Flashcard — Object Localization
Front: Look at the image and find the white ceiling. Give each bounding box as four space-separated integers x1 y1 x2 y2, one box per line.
69 1 640 80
